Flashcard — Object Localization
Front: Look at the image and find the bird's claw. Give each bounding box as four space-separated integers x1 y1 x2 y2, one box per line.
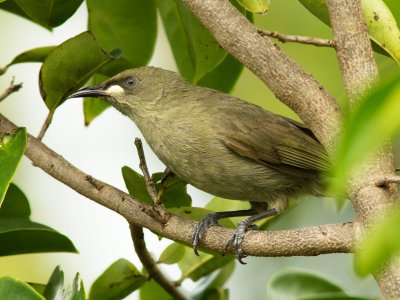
192 213 221 255
224 221 259 264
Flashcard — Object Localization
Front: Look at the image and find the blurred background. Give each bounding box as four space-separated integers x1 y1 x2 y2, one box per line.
1 1 398 299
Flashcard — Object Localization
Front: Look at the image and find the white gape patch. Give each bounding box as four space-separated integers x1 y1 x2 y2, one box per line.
106 85 124 97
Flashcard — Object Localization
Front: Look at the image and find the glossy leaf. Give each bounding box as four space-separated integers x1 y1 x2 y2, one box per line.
39 31 115 112
176 245 234 283
0 219 77 256
385 0 400 26
13 0 83 29
29 283 47 296
0 277 44 300
63 273 86 300
197 54 243 93
156 0 245 83
361 0 400 64
158 242 186 265
83 74 110 125
189 260 235 299
152 172 192 208
87 0 157 66
332 74 400 193
197 288 229 300
169 206 235 230
90 258 147 300
355 204 400 276
43 266 64 300
298 0 400 64
121 166 153 205
0 183 30 219
265 268 345 300
139 278 173 300
237 0 269 14
0 128 26 207
0 46 55 75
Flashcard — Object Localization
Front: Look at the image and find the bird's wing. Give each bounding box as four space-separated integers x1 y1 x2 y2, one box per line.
216 105 330 177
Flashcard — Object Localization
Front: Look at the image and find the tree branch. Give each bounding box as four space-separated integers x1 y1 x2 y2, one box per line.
327 0 399 297
134 138 161 205
0 78 23 102
258 29 335 48
130 224 189 300
181 0 342 155
0 113 354 257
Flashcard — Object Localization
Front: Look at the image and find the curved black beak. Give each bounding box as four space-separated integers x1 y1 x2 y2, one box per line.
67 84 109 99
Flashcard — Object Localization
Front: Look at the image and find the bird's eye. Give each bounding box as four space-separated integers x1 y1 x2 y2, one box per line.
124 77 137 88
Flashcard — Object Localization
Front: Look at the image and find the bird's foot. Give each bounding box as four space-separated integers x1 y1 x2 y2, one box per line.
192 213 221 255
224 220 259 264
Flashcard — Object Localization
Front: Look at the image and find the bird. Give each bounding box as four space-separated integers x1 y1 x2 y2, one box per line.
67 66 330 263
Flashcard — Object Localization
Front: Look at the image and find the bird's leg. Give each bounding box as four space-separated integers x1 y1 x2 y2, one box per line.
225 197 287 264
192 208 259 256
224 208 278 264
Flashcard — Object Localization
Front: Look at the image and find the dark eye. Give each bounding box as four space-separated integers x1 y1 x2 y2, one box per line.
124 77 137 88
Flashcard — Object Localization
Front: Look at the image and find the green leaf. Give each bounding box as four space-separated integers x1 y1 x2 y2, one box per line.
189 260 235 299
176 245 234 283
87 0 157 66
197 54 243 93
39 31 115 112
83 74 110 126
0 0 36 24
354 204 400 276
121 166 153 205
43 266 64 300
139 278 173 300
332 74 400 193
0 183 31 219
0 277 44 300
152 172 192 208
0 128 26 207
196 288 229 300
0 219 77 256
265 268 346 300
90 258 147 300
169 206 235 229
156 0 245 83
63 273 86 300
237 0 270 14
298 0 400 64
0 46 55 75
158 242 186 265
29 283 47 296
13 0 83 29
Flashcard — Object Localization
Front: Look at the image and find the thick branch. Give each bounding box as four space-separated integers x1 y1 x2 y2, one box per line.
129 224 189 300
0 113 354 257
181 0 342 155
327 0 378 102
327 0 399 297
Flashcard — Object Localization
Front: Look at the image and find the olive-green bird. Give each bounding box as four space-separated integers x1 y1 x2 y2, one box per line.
68 67 330 263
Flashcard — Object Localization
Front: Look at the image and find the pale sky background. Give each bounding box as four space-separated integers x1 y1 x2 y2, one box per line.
0 2 381 299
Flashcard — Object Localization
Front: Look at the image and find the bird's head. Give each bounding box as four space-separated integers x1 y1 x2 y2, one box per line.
67 67 186 117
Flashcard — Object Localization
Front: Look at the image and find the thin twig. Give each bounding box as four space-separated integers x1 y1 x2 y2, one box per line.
0 78 23 102
373 176 400 187
134 138 160 205
37 110 54 140
130 224 190 300
258 29 335 47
